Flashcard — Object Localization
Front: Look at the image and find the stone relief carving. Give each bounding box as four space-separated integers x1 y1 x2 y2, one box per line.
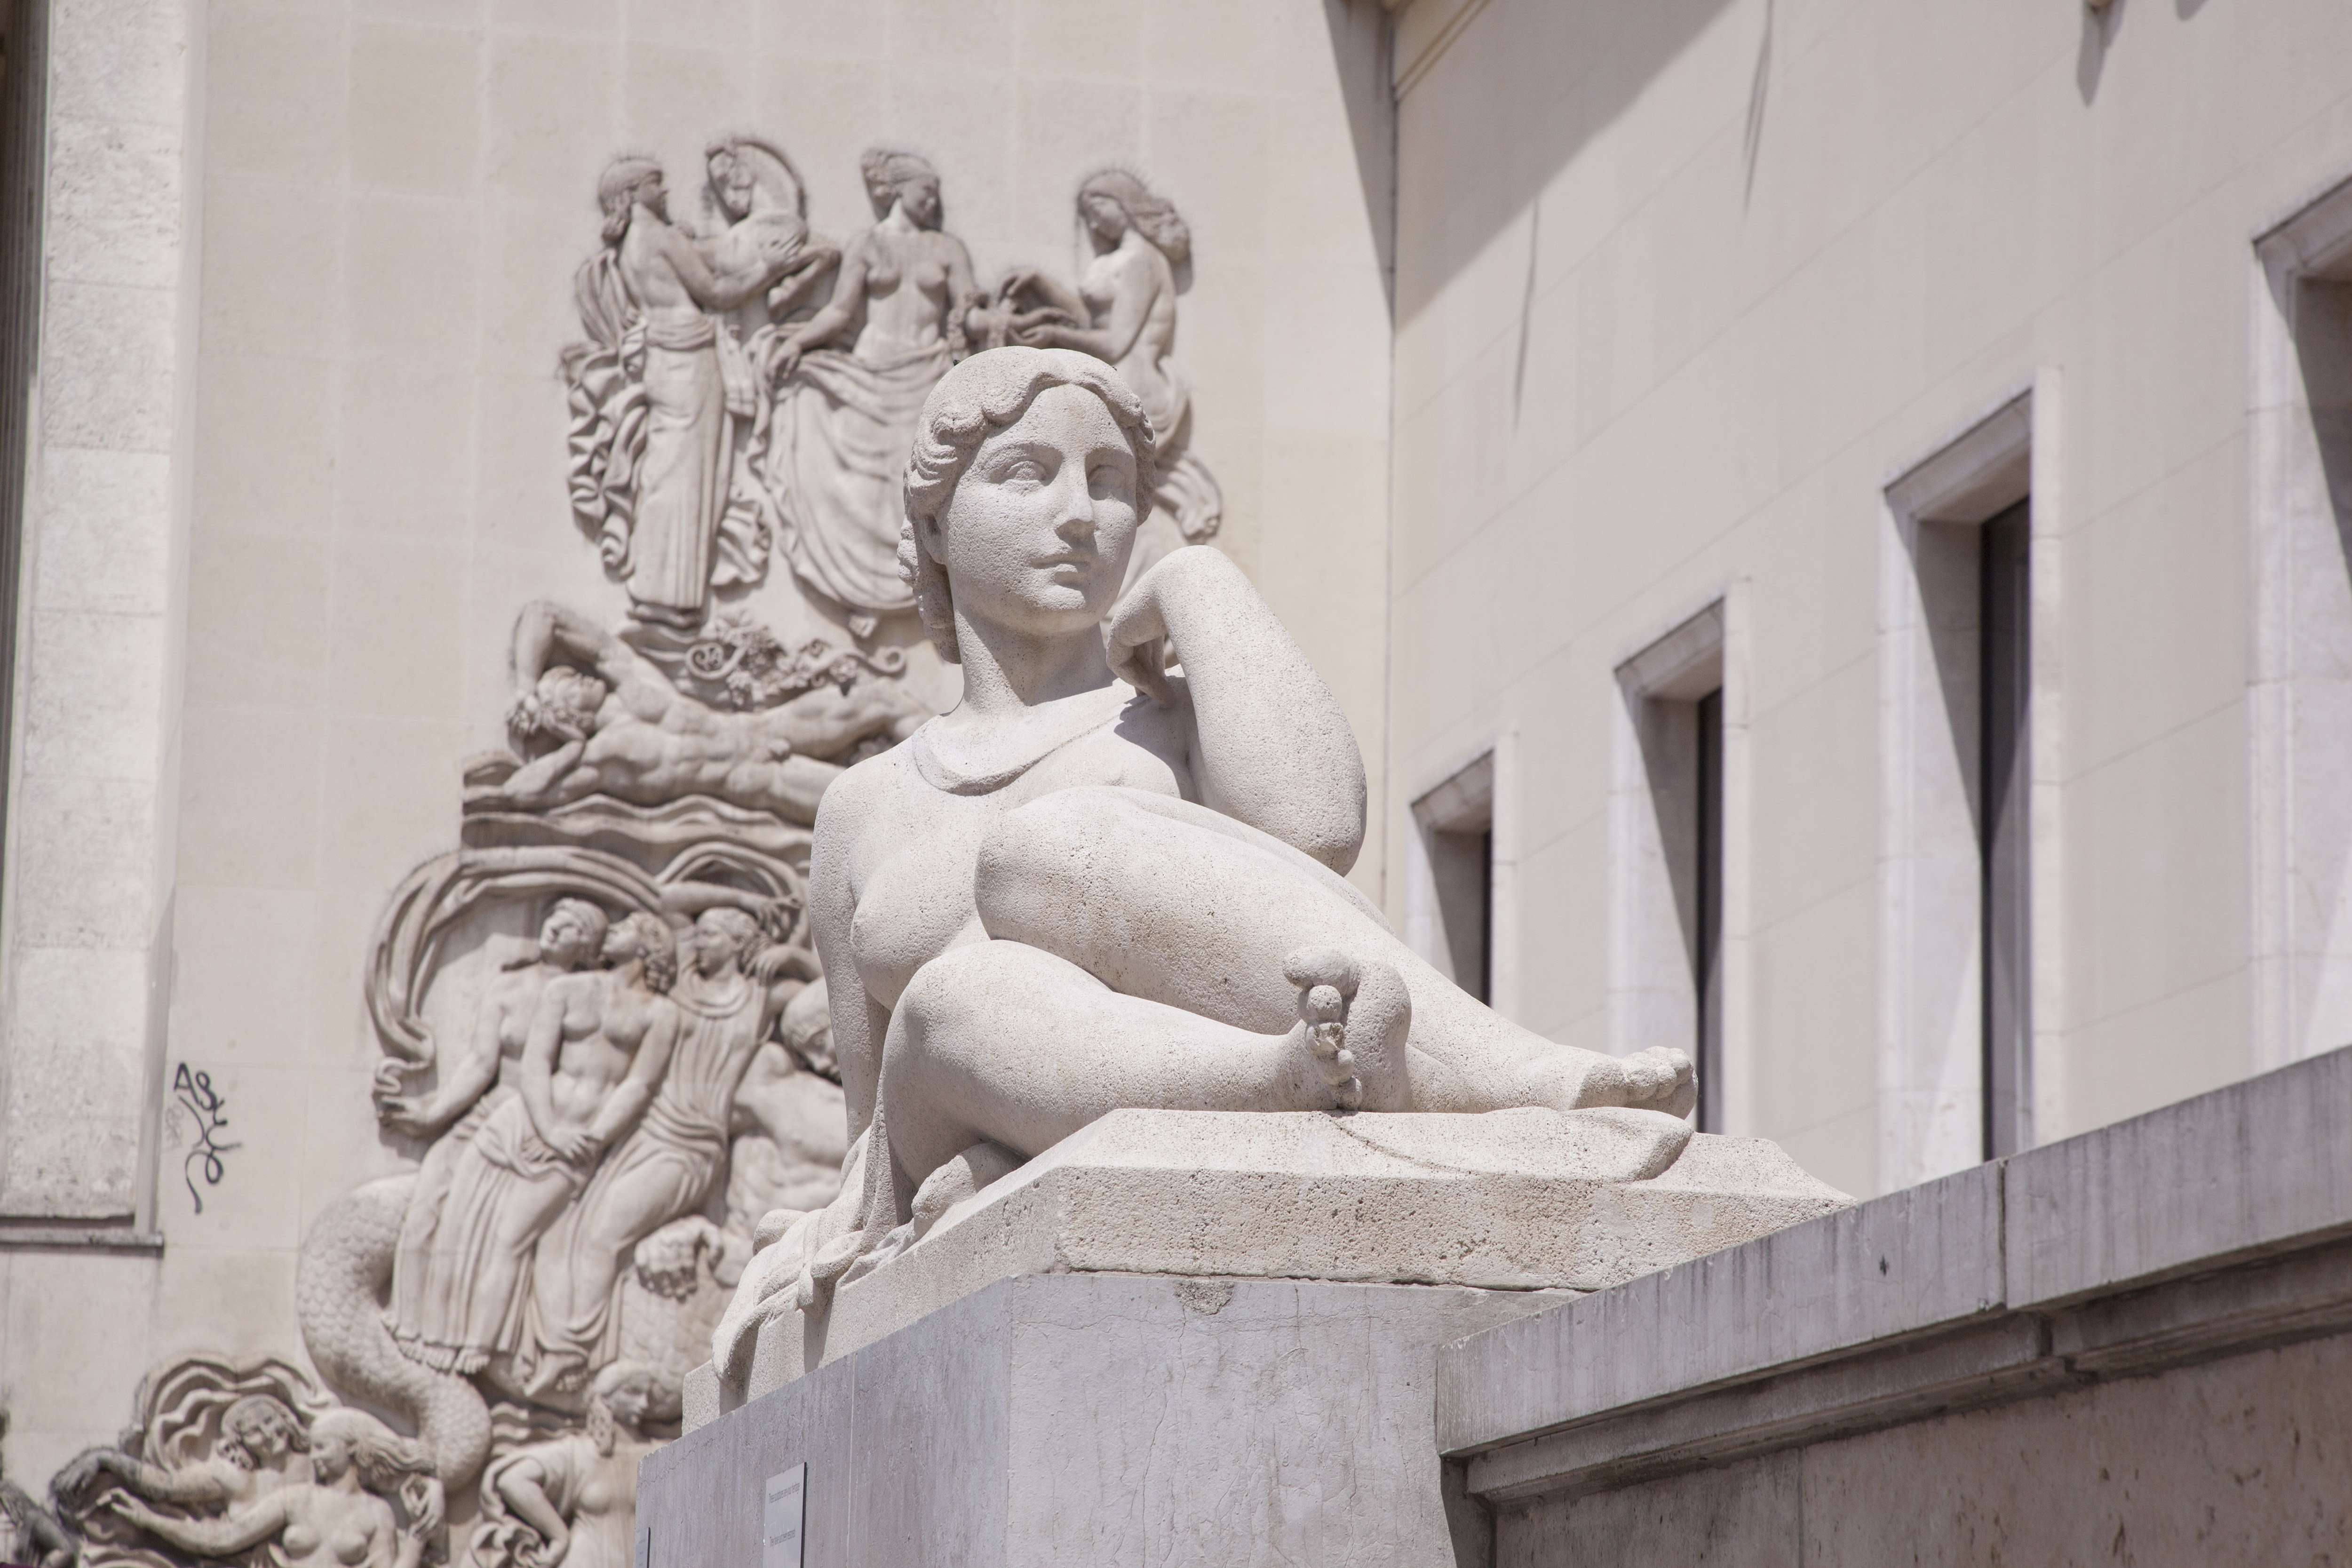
52 1358 440 1568
27 136 1239 1568
0 1412 78 1568
466 1364 670 1568
984 169 1223 599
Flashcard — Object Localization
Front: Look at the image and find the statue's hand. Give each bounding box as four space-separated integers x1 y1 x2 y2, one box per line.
375 1096 437 1138
1106 579 1174 706
547 1125 600 1164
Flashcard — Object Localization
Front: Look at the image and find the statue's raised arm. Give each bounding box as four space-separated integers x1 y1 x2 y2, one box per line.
1107 545 1365 873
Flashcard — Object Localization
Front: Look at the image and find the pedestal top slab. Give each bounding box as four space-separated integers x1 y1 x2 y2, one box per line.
731 1106 1850 1404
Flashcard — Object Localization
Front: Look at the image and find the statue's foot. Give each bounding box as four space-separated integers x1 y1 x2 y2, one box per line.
1524 1043 1697 1119
1281 947 1410 1113
1622 1045 1699 1119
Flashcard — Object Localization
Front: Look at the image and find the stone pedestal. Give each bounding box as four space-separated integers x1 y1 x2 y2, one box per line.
637 1273 1557 1568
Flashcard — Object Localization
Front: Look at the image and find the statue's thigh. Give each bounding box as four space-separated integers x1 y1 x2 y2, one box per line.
974 786 1380 1035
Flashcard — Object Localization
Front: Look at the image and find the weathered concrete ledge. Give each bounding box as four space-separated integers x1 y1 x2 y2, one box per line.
1438 1044 2352 1555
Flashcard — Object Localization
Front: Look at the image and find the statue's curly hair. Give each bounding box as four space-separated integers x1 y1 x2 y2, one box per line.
897 347 1157 664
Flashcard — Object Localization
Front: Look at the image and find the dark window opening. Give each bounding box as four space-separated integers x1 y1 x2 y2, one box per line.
1979 498 2032 1160
1694 687 1725 1133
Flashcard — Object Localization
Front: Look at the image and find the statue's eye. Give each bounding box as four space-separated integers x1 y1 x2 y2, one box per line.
1000 457 1049 486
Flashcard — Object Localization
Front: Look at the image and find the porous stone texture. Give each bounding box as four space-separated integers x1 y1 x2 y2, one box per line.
726 1106 1847 1400
642 1272 1560 1568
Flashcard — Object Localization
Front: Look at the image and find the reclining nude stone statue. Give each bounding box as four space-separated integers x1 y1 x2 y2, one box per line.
714 347 1696 1375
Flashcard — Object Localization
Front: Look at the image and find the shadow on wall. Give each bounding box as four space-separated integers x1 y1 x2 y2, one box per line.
1324 0 1399 311
1337 0 1743 321
2077 0 2125 104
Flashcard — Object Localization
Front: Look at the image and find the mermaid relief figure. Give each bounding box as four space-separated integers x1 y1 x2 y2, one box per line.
102 1409 441 1568
1002 170 1222 598
721 349 1694 1351
764 149 983 633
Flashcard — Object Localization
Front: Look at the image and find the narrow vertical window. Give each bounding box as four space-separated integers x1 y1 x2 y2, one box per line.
2251 178 2352 1069
1694 687 1725 1132
0 0 48 887
1410 754 1494 1004
1610 600 1735 1127
1882 390 2037 1184
1979 500 2031 1158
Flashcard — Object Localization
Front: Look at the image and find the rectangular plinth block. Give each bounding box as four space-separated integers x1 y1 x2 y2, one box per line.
643 1273 1562 1568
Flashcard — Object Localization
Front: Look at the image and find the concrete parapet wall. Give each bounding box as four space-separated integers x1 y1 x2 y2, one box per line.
1438 1044 2352 1560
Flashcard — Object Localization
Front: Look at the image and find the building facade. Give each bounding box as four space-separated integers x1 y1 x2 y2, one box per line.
0 0 2348 1552
1382 0 2352 1201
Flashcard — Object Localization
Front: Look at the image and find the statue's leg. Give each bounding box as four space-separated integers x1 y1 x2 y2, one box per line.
878 938 1411 1187
975 786 1694 1117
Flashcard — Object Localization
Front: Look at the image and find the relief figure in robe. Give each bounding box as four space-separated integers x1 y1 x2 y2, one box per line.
568 156 830 630
483 601 927 824
524 908 814 1394
373 899 609 1338
719 350 1695 1340
1003 170 1223 600
388 915 680 1377
764 149 983 632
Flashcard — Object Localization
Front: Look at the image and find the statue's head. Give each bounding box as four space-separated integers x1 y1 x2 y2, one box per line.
898 347 1157 664
605 911 679 995
539 898 609 971
705 141 756 221
308 1409 438 1527
220 1395 307 1470
596 155 666 246
1075 169 1189 267
586 1362 676 1453
525 666 607 744
860 147 941 228
780 979 835 1079
691 906 761 978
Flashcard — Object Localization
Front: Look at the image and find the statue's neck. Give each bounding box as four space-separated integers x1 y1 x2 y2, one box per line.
949 614 1114 721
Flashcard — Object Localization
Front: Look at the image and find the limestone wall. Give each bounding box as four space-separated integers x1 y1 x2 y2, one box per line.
1383 0 2352 1197
0 0 1393 1509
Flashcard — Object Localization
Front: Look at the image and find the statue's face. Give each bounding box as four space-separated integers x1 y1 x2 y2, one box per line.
540 912 597 970
934 383 1139 639
602 923 644 968
899 174 942 229
1081 193 1126 245
691 915 747 976
711 152 753 218
309 1431 352 1481
638 172 670 223
604 1383 651 1432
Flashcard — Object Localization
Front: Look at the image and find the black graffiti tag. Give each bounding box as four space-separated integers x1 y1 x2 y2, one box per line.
172 1063 243 1214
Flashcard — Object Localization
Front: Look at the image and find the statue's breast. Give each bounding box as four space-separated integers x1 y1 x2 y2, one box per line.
850 805 993 1011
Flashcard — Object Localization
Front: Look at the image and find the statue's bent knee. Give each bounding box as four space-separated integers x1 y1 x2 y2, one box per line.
974 788 1142 929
